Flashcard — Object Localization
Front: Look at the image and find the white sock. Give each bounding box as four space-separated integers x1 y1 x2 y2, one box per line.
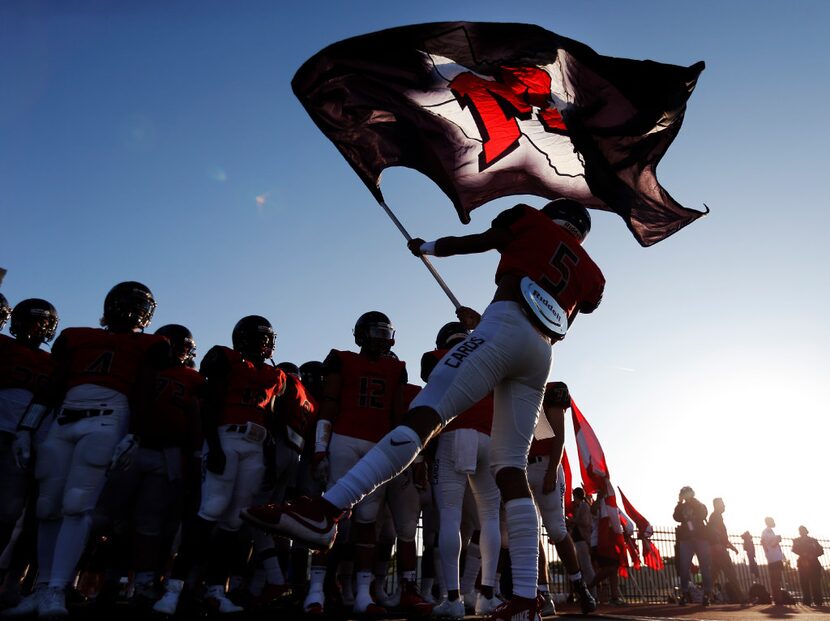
504 498 539 599
538 583 549 593
356 571 373 599
49 514 92 588
36 519 61 585
460 542 481 594
480 516 501 588
308 566 326 595
135 571 155 586
324 426 422 510
421 577 434 597
569 571 583 582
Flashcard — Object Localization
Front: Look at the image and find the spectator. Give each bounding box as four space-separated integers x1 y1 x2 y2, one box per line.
708 498 746 604
792 525 824 607
741 531 760 580
568 487 596 595
673 486 712 606
761 517 786 605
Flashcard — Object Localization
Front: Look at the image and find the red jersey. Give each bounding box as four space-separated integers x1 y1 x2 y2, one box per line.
325 349 407 443
0 334 54 393
529 437 555 459
52 327 169 397
493 205 605 317
404 383 421 408
200 346 286 427
139 365 206 450
277 374 317 453
421 348 493 436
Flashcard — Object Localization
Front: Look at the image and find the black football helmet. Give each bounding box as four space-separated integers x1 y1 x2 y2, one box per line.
353 311 395 353
10 298 59 345
542 198 591 242
155 324 196 366
277 361 300 378
435 321 469 350
232 315 275 362
102 281 156 331
299 360 324 399
0 293 10 331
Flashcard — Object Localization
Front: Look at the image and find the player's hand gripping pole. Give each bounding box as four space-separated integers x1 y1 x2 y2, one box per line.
377 200 461 309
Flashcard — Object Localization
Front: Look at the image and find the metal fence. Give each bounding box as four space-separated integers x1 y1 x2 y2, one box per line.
542 527 830 603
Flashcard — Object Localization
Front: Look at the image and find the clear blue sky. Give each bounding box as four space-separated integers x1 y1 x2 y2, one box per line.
2 0 828 539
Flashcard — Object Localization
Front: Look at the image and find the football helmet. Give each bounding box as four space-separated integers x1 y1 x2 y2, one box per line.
155 324 196 366
299 360 324 399
10 298 59 345
0 293 10 330
277 361 300 379
542 198 591 242
232 315 275 362
353 311 395 352
435 321 469 350
102 281 156 331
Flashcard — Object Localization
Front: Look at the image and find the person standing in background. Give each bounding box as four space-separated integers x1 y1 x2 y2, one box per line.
761 517 786 605
792 525 823 607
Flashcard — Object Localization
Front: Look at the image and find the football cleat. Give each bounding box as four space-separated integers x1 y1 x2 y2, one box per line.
475 593 503 616
241 496 345 550
0 585 44 618
431 598 465 620
538 591 555 616
152 578 183 616
204 585 244 614
37 587 68 618
483 596 540 621
399 580 434 615
574 580 597 614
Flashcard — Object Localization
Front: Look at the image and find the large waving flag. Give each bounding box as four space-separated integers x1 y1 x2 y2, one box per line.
571 399 609 494
292 22 705 246
618 486 664 570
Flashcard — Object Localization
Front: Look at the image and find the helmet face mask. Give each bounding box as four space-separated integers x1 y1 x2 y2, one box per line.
103 282 156 331
10 299 59 345
541 198 591 243
232 315 275 363
299 360 324 398
354 311 395 356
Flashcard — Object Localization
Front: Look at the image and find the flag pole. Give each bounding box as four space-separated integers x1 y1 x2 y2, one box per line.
377 200 461 309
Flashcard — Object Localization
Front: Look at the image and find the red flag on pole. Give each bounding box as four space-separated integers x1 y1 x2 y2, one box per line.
618 486 664 570
571 399 608 495
562 448 573 517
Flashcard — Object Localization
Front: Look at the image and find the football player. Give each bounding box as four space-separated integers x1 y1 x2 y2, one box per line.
527 382 596 615
95 324 205 605
424 322 501 619
153 316 285 615
8 282 168 618
0 299 58 558
244 199 605 621
291 312 409 615
245 361 316 605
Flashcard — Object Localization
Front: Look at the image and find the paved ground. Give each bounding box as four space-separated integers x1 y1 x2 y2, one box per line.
554 601 829 620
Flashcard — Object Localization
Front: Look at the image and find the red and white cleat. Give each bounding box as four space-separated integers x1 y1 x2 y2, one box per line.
399 581 434 616
241 496 346 550
484 596 540 621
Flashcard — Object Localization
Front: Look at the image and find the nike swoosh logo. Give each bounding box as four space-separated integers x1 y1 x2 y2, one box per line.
390 439 414 447
287 512 330 533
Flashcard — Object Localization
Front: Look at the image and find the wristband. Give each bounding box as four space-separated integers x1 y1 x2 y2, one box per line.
419 241 437 255
315 419 332 453
18 403 50 432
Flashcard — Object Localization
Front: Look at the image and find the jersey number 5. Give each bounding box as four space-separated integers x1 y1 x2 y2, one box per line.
540 242 579 296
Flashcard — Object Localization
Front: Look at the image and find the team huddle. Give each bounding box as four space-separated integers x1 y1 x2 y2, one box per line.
0 199 606 621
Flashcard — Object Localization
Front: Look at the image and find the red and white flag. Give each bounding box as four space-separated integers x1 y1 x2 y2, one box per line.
292 22 706 246
618 486 664 570
571 399 609 495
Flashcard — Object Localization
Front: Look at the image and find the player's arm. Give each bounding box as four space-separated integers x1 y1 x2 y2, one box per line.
408 226 511 258
17 332 69 432
199 347 231 472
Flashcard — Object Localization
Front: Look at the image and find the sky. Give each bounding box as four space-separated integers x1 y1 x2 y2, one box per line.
2 0 829 541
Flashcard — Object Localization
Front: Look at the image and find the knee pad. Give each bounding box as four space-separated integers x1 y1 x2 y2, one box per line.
36 488 63 520
547 521 568 544
198 492 231 524
63 486 96 516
